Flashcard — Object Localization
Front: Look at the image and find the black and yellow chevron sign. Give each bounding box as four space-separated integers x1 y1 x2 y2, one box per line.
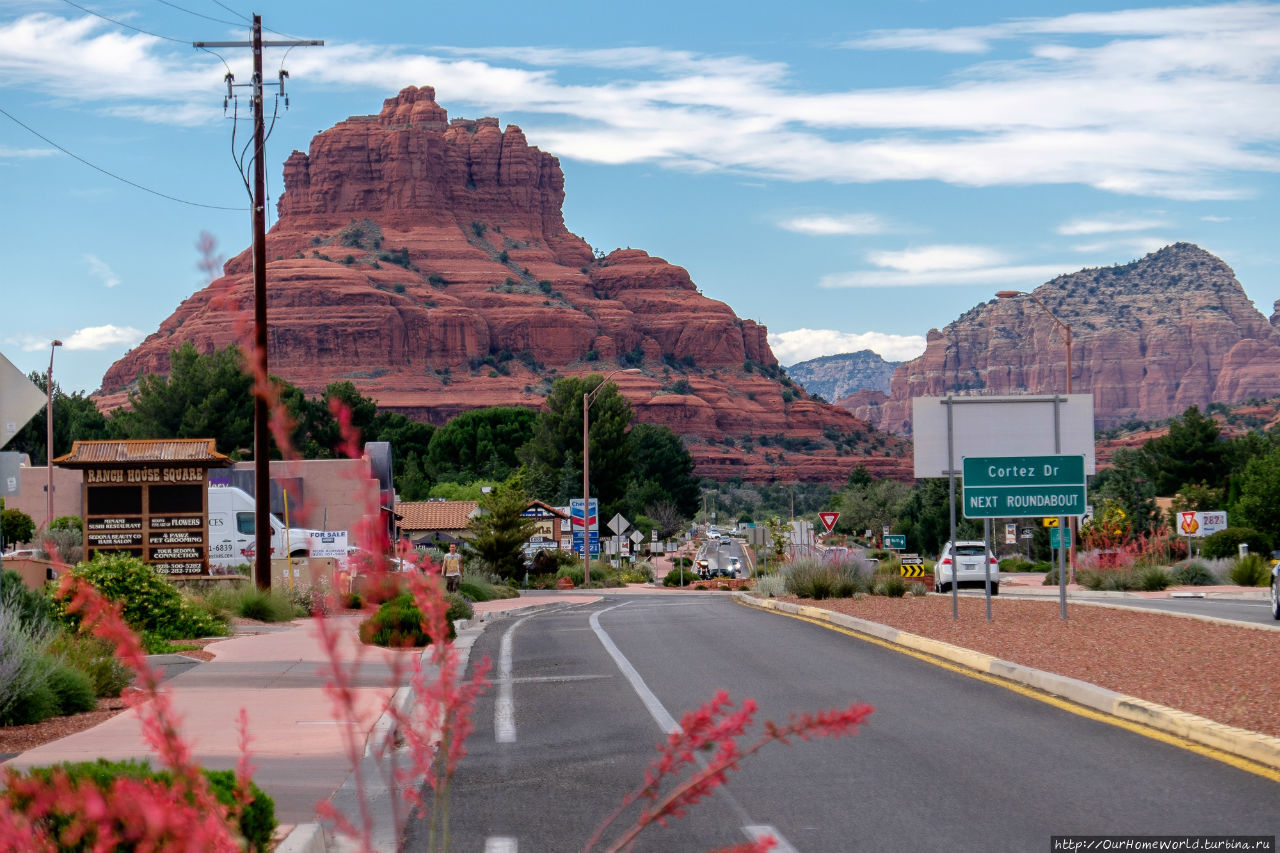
899 565 927 577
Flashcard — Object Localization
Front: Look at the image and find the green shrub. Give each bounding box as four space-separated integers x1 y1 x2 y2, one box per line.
754 574 786 597
47 662 97 714
458 578 520 602
50 515 83 533
1135 565 1171 591
1 568 53 633
1201 527 1273 560
785 559 867 599
999 557 1035 572
57 553 229 641
873 575 907 597
344 591 365 609
1169 560 1219 586
230 586 296 623
289 581 335 616
359 591 470 647
2 759 276 852
555 565 585 587
1228 553 1270 587
47 632 132 698
630 560 656 582
663 567 699 587
2 677 57 725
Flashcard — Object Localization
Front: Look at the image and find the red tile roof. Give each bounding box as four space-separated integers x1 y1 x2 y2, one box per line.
54 439 230 467
396 500 479 531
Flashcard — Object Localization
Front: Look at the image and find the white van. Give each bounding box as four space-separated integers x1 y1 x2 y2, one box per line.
208 486 319 570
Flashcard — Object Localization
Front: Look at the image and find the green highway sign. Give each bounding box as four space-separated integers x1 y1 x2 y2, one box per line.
883 534 906 550
961 455 1086 519
1049 528 1072 548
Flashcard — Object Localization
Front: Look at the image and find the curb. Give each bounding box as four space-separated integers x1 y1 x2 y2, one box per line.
733 592 1280 773
979 590 1280 633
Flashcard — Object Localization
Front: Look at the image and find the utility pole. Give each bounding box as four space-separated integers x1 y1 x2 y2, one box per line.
196 18 321 590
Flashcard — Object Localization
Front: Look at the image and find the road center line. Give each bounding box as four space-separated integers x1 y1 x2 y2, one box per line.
495 613 538 743
589 603 799 851
484 836 517 852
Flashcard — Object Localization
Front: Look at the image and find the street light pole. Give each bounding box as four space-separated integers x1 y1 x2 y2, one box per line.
582 368 639 587
46 340 62 534
996 289 1078 584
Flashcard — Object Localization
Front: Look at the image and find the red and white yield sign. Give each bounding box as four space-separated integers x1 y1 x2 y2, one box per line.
817 512 840 533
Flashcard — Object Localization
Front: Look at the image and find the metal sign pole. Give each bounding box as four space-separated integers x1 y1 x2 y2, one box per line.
1054 396 1067 619
946 397 959 620
983 517 992 622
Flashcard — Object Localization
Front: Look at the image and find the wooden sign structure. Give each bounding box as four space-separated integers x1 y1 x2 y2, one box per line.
54 439 230 577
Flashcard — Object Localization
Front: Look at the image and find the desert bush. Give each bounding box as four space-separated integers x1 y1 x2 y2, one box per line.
556 564 585 587
0 581 56 723
628 560 656 582
2 759 276 852
753 574 786 597
1169 560 1219 586
202 582 296 623
458 577 519 602
47 631 132 697
55 553 229 642
38 527 83 564
1 568 53 632
999 557 1035 572
785 559 867 600
1201 527 1273 560
873 575 907 597
1227 553 1270 587
1135 565 1171 591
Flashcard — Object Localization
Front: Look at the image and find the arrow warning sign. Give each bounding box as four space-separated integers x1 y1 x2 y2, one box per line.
817 511 840 533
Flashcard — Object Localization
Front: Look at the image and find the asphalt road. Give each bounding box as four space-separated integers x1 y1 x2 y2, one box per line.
407 595 1278 852
1079 595 1277 626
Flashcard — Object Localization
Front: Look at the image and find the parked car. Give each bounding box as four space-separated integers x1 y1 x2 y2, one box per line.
1 548 39 561
935 541 1000 594
1270 554 1279 621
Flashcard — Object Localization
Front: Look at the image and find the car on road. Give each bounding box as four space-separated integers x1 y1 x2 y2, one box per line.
728 557 742 577
935 540 999 594
1271 555 1279 621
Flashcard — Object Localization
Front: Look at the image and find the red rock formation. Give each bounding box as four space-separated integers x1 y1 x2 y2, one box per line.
98 86 908 483
856 244 1280 433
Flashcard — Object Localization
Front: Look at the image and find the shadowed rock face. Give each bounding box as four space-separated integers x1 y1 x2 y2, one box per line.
99 86 909 482
854 243 1280 434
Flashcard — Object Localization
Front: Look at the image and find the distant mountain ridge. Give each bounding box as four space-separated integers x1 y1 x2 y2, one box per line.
853 243 1280 433
784 350 901 400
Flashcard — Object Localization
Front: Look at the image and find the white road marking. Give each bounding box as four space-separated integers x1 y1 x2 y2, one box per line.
589 603 800 851
484 836 518 852
495 614 537 743
745 825 798 852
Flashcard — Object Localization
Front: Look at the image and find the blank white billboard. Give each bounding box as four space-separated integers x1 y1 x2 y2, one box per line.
913 394 1096 478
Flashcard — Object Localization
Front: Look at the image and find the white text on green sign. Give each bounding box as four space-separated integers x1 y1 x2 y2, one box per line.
961 455 1086 519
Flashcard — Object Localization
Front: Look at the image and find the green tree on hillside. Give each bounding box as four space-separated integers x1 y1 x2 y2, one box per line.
428 407 536 484
1137 406 1228 496
109 342 255 456
626 422 699 518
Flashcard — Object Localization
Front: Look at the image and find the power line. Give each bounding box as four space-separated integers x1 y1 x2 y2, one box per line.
0 105 247 211
151 0 243 27
59 0 189 44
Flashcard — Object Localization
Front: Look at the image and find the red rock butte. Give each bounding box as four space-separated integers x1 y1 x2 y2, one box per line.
99 86 908 483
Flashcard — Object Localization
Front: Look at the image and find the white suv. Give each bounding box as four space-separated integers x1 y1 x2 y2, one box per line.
935 541 1000 595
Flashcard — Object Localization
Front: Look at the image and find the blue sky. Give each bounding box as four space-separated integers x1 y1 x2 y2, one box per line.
2 0 1278 394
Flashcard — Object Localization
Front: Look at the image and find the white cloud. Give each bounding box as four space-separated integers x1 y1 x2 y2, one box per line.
777 214 889 236
820 264 1069 289
866 245 1006 273
84 254 120 288
0 145 55 159
1057 216 1171 235
1070 236 1172 256
63 324 143 350
1201 214 1232 222
5 5 1280 197
770 329 928 365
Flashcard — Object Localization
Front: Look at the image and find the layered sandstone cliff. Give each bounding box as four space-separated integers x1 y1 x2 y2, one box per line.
855 244 1280 433
100 86 907 482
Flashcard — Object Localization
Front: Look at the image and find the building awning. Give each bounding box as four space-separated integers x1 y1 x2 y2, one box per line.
54 439 231 468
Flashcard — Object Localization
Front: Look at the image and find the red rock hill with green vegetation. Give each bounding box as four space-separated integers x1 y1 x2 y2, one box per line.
99 86 908 483
852 243 1280 434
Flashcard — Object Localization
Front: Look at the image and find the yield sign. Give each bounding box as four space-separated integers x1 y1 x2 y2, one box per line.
817 511 840 533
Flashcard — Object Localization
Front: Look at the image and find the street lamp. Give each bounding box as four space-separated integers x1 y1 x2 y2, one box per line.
583 368 640 587
996 289 1078 585
46 340 63 533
